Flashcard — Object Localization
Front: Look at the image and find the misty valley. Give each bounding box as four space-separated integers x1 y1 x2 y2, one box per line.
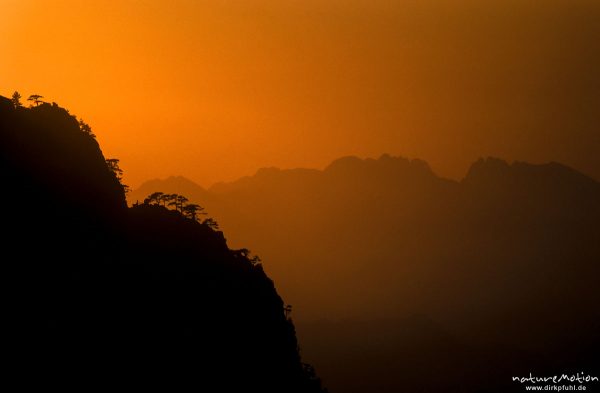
2 95 598 392
131 153 600 392
4 0 599 391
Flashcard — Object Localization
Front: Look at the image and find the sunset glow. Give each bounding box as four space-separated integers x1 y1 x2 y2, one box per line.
3 0 598 187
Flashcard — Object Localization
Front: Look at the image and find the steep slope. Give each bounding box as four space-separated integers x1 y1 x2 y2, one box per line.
131 153 600 392
0 95 325 392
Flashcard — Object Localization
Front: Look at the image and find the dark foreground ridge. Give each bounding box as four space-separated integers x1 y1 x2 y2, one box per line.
0 95 325 392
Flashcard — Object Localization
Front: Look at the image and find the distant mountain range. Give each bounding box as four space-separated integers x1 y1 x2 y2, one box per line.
131 154 600 393
130 154 600 323
5 88 597 392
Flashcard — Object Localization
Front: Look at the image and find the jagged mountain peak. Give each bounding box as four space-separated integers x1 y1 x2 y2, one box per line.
463 156 599 190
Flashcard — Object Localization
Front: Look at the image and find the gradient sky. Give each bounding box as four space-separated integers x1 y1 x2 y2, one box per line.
2 0 599 187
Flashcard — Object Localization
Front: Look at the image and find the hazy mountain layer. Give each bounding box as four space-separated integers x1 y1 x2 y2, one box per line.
132 154 600 392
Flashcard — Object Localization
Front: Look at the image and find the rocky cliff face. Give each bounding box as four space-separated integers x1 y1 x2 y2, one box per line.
0 95 325 392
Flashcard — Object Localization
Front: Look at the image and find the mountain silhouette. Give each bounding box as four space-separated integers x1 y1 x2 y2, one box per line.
0 95 326 392
131 154 600 392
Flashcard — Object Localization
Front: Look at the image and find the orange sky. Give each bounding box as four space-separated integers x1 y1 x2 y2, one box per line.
2 0 599 187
